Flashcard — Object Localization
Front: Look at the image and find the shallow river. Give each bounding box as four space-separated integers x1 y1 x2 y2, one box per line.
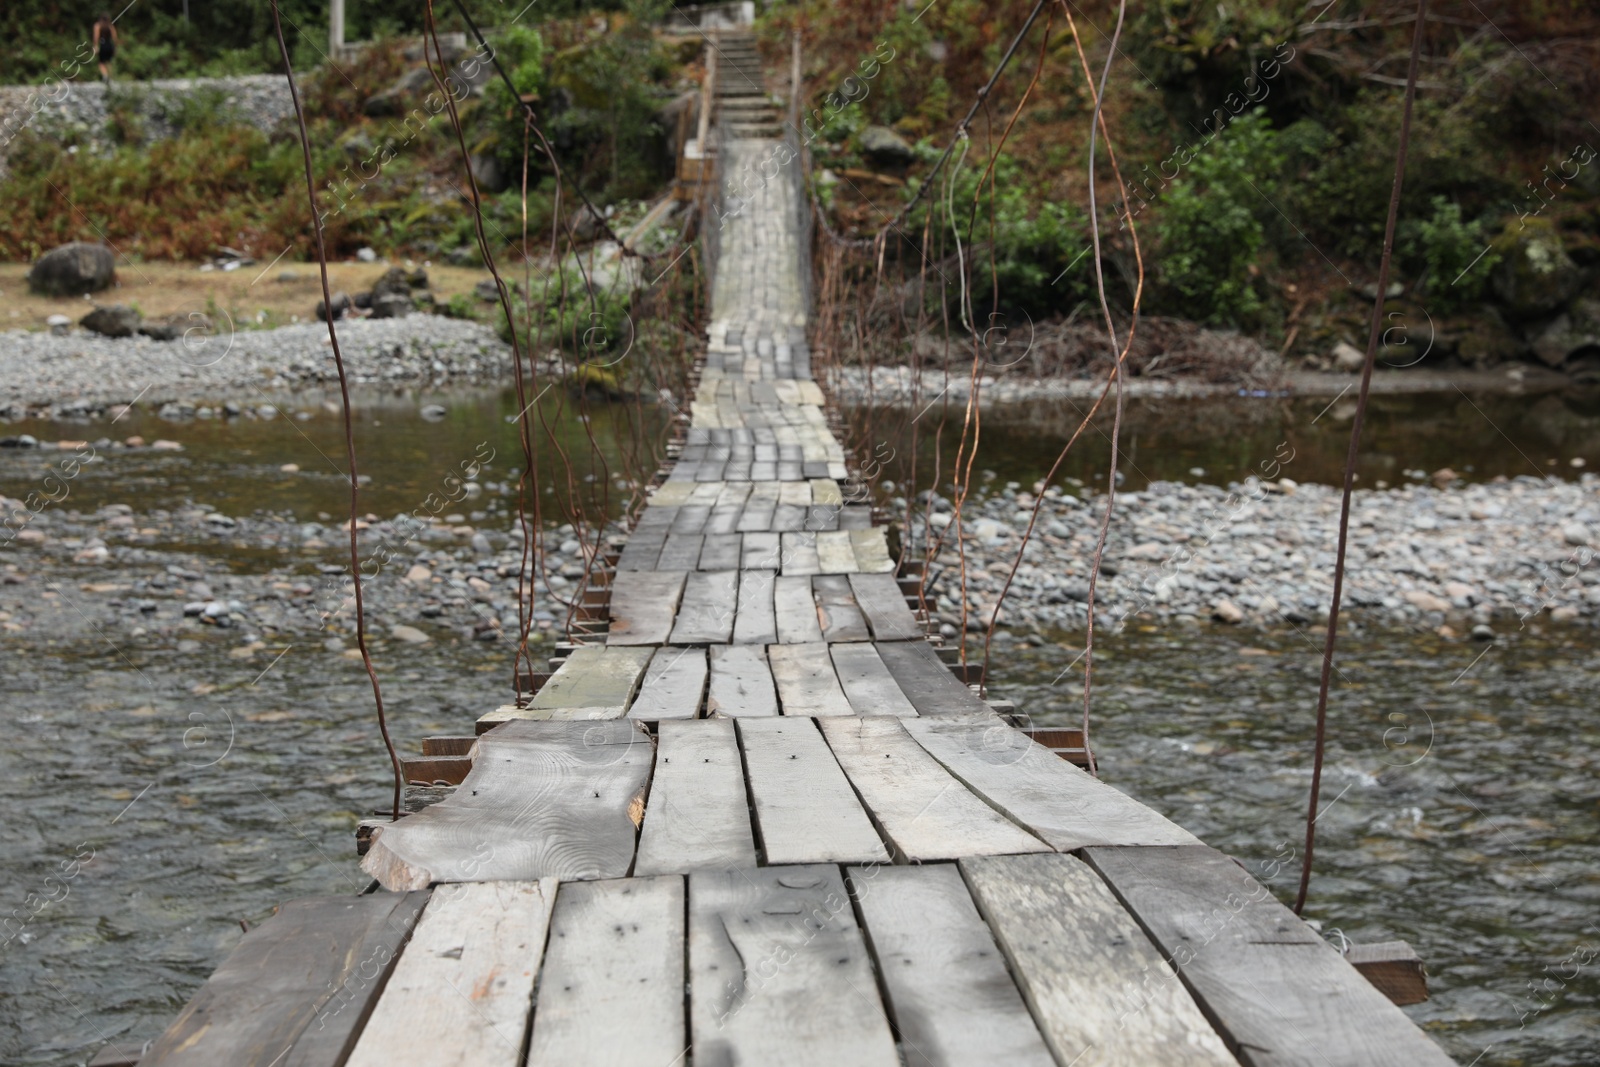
1 385 1596 1065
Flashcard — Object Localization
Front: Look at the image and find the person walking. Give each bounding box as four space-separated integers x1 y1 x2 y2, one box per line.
92 14 118 83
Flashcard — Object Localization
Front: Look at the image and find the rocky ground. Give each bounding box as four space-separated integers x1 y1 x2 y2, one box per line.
903 473 1600 637
0 317 513 418
0 495 602 652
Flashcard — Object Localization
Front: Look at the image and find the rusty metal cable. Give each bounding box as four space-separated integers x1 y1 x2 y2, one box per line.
269 2 402 820
1296 0 1431 916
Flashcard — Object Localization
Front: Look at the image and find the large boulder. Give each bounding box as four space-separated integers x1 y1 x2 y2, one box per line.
371 267 412 301
371 292 414 318
29 242 115 296
1531 298 1600 367
315 291 352 322
1492 219 1583 318
80 304 141 338
859 125 915 169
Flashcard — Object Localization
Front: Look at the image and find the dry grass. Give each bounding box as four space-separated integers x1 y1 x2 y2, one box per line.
0 260 494 333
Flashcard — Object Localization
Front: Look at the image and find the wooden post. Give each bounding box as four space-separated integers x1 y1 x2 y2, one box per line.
789 30 802 132
329 0 345 57
697 37 717 156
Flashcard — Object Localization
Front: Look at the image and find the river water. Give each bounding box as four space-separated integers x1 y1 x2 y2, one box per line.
1 385 1596 1065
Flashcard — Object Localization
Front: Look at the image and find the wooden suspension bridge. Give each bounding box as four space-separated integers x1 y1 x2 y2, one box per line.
123 30 1455 1067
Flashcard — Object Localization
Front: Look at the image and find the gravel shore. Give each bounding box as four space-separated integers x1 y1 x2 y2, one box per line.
0 317 512 418
904 474 1600 635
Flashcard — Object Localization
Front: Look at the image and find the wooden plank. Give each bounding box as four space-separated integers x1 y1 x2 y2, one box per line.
698 532 743 570
741 531 782 569
671 570 739 644
767 642 852 717
849 527 895 573
813 574 871 642
362 721 653 890
773 575 824 644
139 893 429 1067
772 503 808 531
1085 846 1458 1067
820 717 1047 860
1345 942 1429 1006
804 504 840 531
657 532 706 570
829 643 919 718
848 865 1055 1067
628 646 708 720
635 719 757 874
707 644 778 718
531 646 655 715
672 504 713 533
838 506 873 529
737 718 889 864
403 755 472 785
705 504 744 535
779 530 821 574
814 529 858 573
478 704 622 731
810 478 843 506
346 880 557 1067
849 572 924 641
421 736 477 757
732 568 778 645
961 853 1236 1067
689 865 899 1067
652 482 697 506
526 877 685 1066
903 719 1201 849
616 528 664 571
607 570 687 646
778 480 812 506
874 641 990 716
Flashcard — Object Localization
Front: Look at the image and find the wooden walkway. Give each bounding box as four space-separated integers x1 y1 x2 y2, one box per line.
131 35 1456 1067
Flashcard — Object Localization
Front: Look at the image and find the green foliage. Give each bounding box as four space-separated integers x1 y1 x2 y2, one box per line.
1155 108 1284 325
498 267 634 359
1400 196 1501 310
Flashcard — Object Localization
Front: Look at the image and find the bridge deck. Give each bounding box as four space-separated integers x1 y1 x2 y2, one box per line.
131 77 1455 1067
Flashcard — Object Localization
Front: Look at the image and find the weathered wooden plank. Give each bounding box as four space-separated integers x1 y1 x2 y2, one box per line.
616 528 665 571
741 531 782 569
628 646 707 720
778 480 812 506
636 719 757 874
779 530 821 575
346 880 557 1067
657 532 707 570
767 642 853 717
848 865 1055 1067
687 481 725 506
139 893 429 1067
849 527 896 573
478 704 621 731
804 504 840 531
671 570 739 644
738 718 889 864
672 504 713 533
829 643 919 718
526 877 685 1066
810 478 843 506
403 755 473 785
531 646 655 715
732 568 779 645
689 865 899 1067
838 505 873 529
813 574 871 642
707 643 778 717
772 503 808 531
961 853 1236 1067
820 717 1047 860
848 572 924 641
773 575 824 644
607 570 687 646
1345 942 1429 1006
698 532 743 571
1084 846 1457 1067
705 504 744 535
903 719 1200 849
652 482 698 506
362 721 653 890
814 529 859 573
874 641 990 716
421 735 478 757
737 492 777 532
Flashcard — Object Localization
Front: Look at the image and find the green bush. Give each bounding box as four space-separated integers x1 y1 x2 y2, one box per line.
1154 108 1283 325
1400 196 1500 311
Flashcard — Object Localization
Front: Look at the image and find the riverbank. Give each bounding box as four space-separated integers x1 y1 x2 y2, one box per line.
828 361 1578 404
0 317 512 419
905 474 1599 636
